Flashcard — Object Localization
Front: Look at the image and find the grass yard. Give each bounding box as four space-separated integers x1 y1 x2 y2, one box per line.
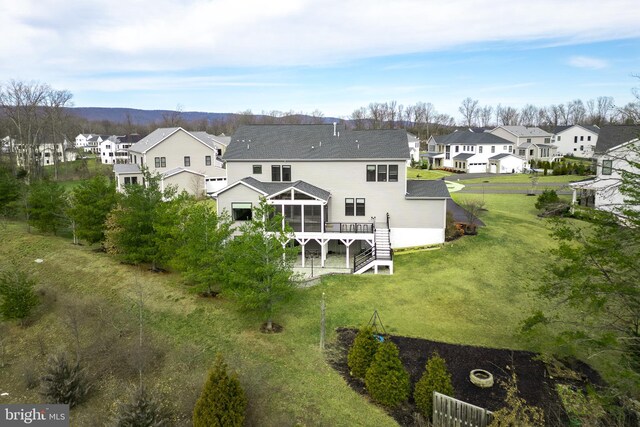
0 192 602 426
406 167 453 180
456 173 591 184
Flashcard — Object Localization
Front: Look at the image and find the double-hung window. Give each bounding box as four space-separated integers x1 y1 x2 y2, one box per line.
184 156 191 167
366 165 376 181
205 155 211 166
377 165 387 182
602 159 613 175
345 198 354 216
282 165 291 181
253 165 262 174
355 198 365 216
388 165 398 182
271 165 291 181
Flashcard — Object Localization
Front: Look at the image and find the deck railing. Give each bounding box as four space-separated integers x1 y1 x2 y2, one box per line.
353 246 376 273
324 222 374 233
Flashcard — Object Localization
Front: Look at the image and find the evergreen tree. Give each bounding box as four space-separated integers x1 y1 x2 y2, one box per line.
40 353 90 408
67 175 116 245
114 386 169 427
0 166 23 217
223 198 299 331
364 340 409 407
104 170 175 268
27 179 68 234
170 200 233 294
414 352 454 420
347 326 380 379
193 354 246 427
0 267 39 324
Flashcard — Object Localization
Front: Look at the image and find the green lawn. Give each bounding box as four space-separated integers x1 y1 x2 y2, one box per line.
456 174 591 184
0 193 598 425
406 167 453 180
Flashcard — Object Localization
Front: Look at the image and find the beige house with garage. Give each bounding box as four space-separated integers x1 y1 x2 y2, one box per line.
113 127 229 196
215 124 450 274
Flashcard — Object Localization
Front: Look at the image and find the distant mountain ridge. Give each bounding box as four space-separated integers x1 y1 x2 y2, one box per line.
68 107 341 126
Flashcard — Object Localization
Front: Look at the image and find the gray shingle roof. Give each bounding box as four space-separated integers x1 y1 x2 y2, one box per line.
191 131 230 148
432 131 511 146
223 176 331 201
161 167 205 178
489 153 521 160
453 153 475 160
594 125 640 153
113 164 141 174
128 128 222 153
496 126 552 137
224 125 410 161
405 180 450 199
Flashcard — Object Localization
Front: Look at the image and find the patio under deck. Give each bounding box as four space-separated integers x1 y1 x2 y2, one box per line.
292 253 391 279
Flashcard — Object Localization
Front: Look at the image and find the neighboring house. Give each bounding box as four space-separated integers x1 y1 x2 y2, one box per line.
570 125 640 215
99 133 143 164
407 133 421 165
215 124 450 275
551 125 599 158
489 126 558 162
6 136 77 167
113 127 228 196
75 133 109 154
422 130 525 173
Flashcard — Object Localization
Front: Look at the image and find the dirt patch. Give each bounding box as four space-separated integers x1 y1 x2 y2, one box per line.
260 322 284 333
328 328 604 426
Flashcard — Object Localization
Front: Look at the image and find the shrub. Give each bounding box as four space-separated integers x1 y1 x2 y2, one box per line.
534 189 560 210
40 353 90 408
414 352 454 419
193 354 246 427
347 326 380 379
489 372 544 426
113 386 170 427
364 340 410 407
0 268 40 324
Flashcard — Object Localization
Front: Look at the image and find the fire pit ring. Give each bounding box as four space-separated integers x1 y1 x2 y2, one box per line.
470 369 494 388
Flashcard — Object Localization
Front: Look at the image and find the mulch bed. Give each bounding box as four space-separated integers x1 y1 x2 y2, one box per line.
328 328 604 426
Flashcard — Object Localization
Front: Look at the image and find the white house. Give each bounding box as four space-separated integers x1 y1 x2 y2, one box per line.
113 127 228 196
551 125 599 158
423 130 525 173
489 126 558 162
99 134 143 164
6 136 77 167
570 125 640 215
215 124 450 275
75 134 108 154
407 133 421 165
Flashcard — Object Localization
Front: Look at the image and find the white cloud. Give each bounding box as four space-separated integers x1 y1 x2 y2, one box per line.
1 0 639 80
568 56 609 69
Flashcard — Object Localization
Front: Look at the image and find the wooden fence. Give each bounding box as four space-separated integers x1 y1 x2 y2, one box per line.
432 392 493 427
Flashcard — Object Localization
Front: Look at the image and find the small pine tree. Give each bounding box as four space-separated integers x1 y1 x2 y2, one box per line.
40 353 90 408
0 267 39 324
534 189 560 210
364 340 410 407
114 386 169 427
414 352 454 420
347 327 380 379
193 354 246 427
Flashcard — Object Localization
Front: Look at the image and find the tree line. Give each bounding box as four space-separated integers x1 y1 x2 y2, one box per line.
3 79 639 184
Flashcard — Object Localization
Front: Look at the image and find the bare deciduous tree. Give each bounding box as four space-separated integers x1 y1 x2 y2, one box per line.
458 97 479 127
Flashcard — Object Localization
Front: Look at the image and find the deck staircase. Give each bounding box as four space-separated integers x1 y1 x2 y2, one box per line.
353 226 393 275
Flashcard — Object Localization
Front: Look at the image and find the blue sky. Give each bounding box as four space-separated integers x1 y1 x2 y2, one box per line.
2 0 639 121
